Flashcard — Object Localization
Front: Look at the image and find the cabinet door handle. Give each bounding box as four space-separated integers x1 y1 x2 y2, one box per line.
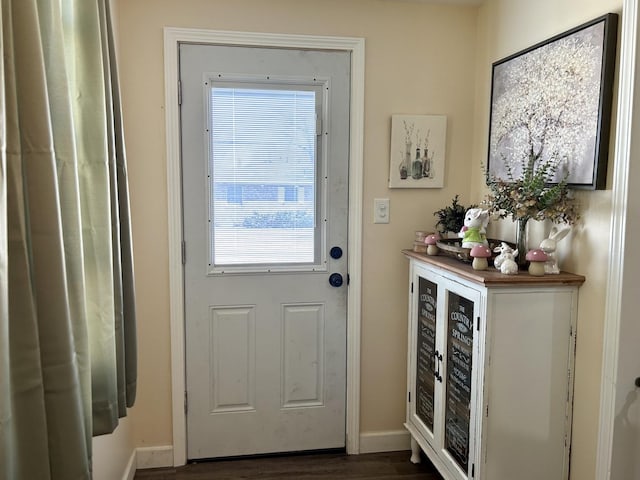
434 350 443 383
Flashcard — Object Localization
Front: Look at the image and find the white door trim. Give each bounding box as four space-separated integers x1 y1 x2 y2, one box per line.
597 0 636 477
163 27 365 466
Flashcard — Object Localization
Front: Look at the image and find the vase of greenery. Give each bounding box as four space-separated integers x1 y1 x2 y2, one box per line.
485 152 580 267
433 195 478 237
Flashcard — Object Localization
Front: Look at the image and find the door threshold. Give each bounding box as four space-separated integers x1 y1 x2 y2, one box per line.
188 447 347 464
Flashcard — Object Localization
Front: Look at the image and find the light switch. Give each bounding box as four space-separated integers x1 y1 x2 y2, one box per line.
374 198 390 224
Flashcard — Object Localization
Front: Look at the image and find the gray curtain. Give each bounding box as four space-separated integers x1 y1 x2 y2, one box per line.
0 0 137 478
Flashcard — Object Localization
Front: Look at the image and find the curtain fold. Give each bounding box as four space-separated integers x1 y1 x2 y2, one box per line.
0 0 136 478
100 0 137 416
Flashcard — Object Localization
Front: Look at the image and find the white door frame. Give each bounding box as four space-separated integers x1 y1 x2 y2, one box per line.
163 27 365 466
597 0 638 477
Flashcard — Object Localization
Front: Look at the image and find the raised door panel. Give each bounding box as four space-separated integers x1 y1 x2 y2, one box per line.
281 303 325 408
210 306 256 413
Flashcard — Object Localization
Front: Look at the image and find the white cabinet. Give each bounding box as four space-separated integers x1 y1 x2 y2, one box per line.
404 251 584 480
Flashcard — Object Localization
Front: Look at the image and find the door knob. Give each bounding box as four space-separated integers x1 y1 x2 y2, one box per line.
329 273 343 287
635 377 640 388
330 246 343 259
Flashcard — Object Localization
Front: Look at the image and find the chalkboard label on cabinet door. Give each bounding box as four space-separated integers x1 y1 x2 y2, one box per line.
416 277 437 432
444 291 474 471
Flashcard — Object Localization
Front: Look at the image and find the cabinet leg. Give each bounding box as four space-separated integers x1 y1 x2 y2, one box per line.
410 436 421 464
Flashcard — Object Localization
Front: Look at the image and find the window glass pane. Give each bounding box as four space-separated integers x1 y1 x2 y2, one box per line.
416 277 437 433
445 291 474 472
209 85 318 267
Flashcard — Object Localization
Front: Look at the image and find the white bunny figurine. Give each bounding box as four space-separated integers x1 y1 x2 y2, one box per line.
539 226 571 274
499 248 519 275
458 208 490 248
493 242 515 271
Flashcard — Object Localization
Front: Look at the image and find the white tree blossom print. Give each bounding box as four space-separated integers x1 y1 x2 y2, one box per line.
488 20 607 185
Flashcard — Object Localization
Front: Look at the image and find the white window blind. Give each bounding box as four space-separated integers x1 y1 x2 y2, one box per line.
209 84 320 268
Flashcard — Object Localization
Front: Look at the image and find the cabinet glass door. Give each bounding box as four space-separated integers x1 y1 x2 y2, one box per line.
415 277 438 433
444 291 474 472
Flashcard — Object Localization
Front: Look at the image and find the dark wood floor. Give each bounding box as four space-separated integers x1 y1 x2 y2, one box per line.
134 450 444 480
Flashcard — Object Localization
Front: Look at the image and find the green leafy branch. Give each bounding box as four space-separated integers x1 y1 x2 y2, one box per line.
485 153 579 225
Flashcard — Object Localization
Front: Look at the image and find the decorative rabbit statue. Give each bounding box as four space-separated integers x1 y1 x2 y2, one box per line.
539 226 571 274
497 247 519 275
493 242 515 271
459 208 490 248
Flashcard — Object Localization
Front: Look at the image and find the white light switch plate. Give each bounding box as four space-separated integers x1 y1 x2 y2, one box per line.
374 198 390 224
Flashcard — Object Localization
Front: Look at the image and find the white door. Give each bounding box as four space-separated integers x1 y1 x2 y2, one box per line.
180 44 350 460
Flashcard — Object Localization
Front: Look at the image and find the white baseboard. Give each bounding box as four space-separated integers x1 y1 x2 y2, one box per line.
359 430 411 454
136 445 174 470
131 435 407 468
122 449 137 480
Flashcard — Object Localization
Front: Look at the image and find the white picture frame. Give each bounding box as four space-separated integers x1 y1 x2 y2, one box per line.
389 114 446 188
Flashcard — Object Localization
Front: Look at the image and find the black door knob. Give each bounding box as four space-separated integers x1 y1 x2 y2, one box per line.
329 273 343 287
635 377 640 388
330 246 343 259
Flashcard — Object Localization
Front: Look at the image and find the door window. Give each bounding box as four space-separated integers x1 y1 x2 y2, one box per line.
207 80 325 272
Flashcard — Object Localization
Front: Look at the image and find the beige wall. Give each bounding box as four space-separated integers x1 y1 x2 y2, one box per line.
117 0 621 478
471 1 622 479
117 0 478 447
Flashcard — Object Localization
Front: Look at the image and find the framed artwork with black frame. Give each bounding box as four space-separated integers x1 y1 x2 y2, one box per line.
487 13 618 190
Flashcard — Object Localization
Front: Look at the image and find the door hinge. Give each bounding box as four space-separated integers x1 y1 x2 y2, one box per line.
486 404 489 418
477 316 480 331
408 391 411 403
347 273 350 285
178 80 182 105
411 282 414 294
181 241 186 265
184 390 188 414
472 463 475 478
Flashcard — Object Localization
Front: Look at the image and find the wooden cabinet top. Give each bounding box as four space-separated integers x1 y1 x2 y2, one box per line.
403 250 585 287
